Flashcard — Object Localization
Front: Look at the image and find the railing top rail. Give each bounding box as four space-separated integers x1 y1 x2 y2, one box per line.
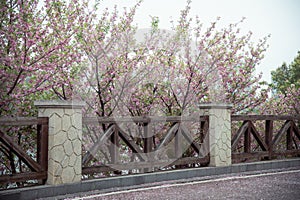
232 115 300 121
83 115 209 124
0 117 48 126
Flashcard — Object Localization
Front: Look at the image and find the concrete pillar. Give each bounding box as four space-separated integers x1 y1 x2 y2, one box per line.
199 103 232 167
34 100 85 185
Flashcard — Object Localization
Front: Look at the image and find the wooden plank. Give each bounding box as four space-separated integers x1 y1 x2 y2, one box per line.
168 156 209 167
201 117 209 143
83 115 208 125
0 171 47 184
249 122 268 151
232 152 269 160
287 124 293 150
143 123 153 154
272 149 300 156
231 115 300 121
0 129 42 172
232 149 300 161
272 120 291 146
231 121 249 150
143 123 152 172
0 117 48 126
37 122 49 185
0 143 10 157
109 126 119 164
244 122 251 153
265 120 273 159
37 123 49 172
117 127 147 161
82 125 115 166
180 125 201 155
175 125 183 158
82 157 209 174
199 121 205 143
156 123 179 150
292 121 300 140
82 165 113 174
83 117 117 124
199 115 209 123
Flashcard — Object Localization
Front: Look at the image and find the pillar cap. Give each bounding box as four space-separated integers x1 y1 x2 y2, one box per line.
198 102 233 109
34 100 85 109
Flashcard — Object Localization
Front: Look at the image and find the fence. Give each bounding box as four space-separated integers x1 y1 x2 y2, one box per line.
231 115 300 162
0 117 48 188
0 100 299 190
82 115 210 177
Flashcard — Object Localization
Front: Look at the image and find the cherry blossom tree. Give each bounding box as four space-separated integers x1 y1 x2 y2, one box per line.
262 86 300 115
0 0 269 117
0 0 90 116
74 0 172 118
0 0 275 184
119 1 270 116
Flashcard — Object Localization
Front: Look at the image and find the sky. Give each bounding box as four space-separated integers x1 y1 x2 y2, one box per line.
99 0 300 83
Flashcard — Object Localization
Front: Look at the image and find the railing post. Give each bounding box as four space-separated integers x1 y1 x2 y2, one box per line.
199 103 232 167
37 118 48 184
265 120 273 159
244 121 251 153
287 121 293 150
34 100 85 185
143 122 153 172
109 125 119 164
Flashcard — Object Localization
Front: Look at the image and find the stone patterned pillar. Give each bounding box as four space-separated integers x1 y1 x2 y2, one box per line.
199 103 232 167
34 100 85 185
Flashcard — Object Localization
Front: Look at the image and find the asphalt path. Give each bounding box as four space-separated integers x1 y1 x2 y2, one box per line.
66 169 300 200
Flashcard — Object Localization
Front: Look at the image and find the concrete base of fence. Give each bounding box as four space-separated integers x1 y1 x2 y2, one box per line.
1 158 299 200
199 103 233 167
34 100 85 185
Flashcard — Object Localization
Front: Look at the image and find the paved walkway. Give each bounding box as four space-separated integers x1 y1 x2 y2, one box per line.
68 169 300 200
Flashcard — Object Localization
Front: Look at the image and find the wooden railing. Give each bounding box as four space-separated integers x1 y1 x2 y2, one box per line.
0 117 48 189
1 113 299 188
82 116 209 177
231 115 300 163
